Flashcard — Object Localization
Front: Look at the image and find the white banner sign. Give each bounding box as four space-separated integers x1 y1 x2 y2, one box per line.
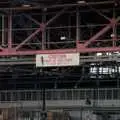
36 53 79 67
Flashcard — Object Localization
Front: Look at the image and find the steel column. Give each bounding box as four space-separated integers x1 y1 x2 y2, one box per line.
68 15 71 40
0 15 4 50
47 29 50 48
112 21 117 47
112 9 117 47
8 13 12 49
42 11 46 50
76 7 81 41
2 15 5 46
117 65 119 88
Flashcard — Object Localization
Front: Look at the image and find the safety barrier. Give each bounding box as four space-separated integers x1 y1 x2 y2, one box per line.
0 88 119 102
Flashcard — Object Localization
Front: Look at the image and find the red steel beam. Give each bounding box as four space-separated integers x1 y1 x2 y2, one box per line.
0 48 77 56
0 46 4 51
77 47 120 53
84 17 120 47
84 23 112 47
4 5 120 56
1 47 120 56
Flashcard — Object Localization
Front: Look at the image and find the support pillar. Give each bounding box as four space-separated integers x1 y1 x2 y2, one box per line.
2 15 5 46
42 10 46 50
112 8 117 47
117 65 119 88
47 29 50 49
68 14 71 40
41 89 47 120
14 106 17 120
76 7 81 41
8 11 12 49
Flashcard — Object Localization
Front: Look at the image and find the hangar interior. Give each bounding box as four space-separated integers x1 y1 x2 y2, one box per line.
0 0 119 120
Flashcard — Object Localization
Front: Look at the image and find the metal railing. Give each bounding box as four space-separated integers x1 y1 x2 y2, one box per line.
80 55 120 63
0 55 120 65
0 88 119 102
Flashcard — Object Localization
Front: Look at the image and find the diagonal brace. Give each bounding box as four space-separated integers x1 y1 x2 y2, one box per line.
46 7 68 26
15 28 42 50
83 17 120 47
0 46 4 51
23 14 41 26
23 7 68 27
15 8 68 50
116 16 120 22
84 23 112 47
88 6 111 21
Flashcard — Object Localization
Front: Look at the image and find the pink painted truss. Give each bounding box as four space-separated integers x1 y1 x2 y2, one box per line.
0 13 120 56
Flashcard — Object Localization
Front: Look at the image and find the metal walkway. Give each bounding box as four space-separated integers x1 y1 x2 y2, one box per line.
0 88 119 109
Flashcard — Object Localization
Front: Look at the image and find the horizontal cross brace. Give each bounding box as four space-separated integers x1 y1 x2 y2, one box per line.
0 46 120 56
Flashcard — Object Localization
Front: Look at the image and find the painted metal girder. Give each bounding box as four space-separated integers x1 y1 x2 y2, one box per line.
0 8 120 56
0 46 120 56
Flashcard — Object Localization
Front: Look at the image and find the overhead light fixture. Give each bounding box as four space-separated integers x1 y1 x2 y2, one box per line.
60 36 66 40
74 85 77 89
77 0 86 4
110 33 115 38
22 4 31 7
96 53 102 56
22 3 31 7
